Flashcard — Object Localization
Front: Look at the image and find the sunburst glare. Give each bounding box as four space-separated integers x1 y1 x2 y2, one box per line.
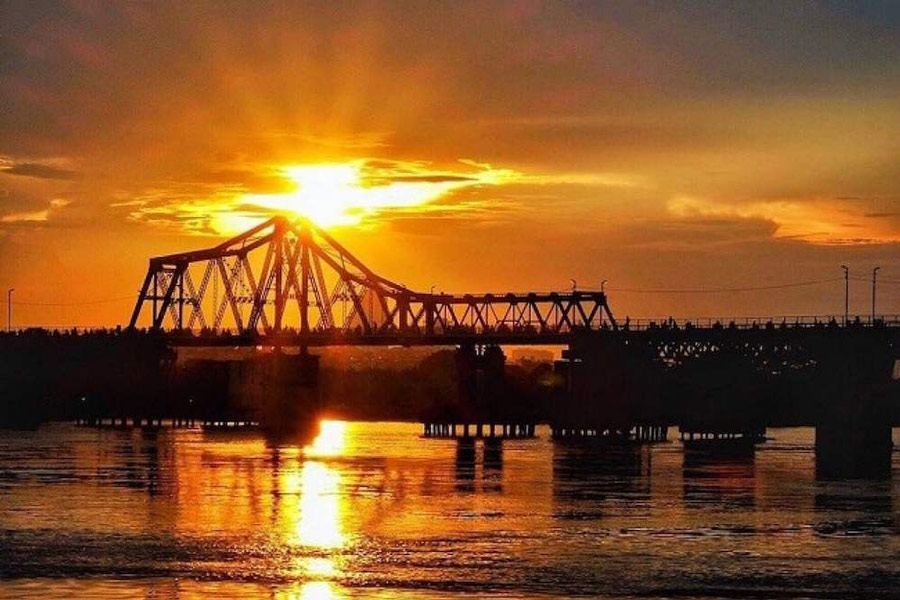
236 160 519 229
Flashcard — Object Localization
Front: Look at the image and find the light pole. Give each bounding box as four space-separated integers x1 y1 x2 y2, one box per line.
570 279 577 293
872 266 880 323
6 288 13 332
601 279 608 294
841 265 849 325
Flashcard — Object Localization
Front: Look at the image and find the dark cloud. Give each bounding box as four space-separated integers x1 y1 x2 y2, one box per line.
378 174 476 184
1 162 79 180
190 168 295 194
0 183 53 214
231 202 281 215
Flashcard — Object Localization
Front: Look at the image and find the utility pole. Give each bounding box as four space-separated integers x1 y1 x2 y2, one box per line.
841 265 849 326
872 266 880 323
6 288 13 332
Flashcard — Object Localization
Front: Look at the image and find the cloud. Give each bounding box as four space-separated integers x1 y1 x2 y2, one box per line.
1 209 49 223
0 196 72 225
0 156 79 181
189 168 296 194
382 174 476 184
668 196 900 245
1 162 79 180
522 172 648 188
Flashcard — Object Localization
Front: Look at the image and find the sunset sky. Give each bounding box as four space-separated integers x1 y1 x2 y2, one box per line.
1 1 899 326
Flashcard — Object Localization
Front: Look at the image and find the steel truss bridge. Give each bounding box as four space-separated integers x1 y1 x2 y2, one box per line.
129 216 617 346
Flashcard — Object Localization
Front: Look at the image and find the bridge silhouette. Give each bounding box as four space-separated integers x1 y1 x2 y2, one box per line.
0 209 893 482
128 215 617 345
127 215 899 345
70 216 895 477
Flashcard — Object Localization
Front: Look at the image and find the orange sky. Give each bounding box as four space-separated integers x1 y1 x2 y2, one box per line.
1 1 899 326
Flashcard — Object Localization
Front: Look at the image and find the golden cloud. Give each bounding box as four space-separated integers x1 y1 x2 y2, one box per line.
668 195 900 245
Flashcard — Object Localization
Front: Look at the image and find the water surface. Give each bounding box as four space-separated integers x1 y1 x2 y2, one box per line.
0 423 898 599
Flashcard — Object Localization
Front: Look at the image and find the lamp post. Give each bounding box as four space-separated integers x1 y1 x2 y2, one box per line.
6 288 13 332
570 279 577 293
872 266 880 323
841 265 849 326
601 279 608 294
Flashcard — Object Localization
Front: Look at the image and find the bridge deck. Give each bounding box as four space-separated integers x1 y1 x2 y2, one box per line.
153 315 900 347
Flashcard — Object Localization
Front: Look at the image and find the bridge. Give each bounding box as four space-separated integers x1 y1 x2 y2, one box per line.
121 217 900 475
127 215 616 345
126 215 900 345
1 216 891 477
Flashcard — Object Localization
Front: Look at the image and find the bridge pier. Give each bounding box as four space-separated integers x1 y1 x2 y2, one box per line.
551 335 668 444
816 391 892 479
175 351 321 438
243 351 321 440
422 344 536 439
551 424 668 442
77 415 174 430
423 421 535 439
813 336 897 480
679 427 766 447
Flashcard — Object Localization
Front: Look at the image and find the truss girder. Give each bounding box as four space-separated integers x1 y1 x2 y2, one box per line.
129 215 617 340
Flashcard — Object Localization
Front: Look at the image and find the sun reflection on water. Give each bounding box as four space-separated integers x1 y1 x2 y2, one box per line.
305 420 348 458
302 557 337 577
297 461 344 549
282 581 343 600
274 420 349 585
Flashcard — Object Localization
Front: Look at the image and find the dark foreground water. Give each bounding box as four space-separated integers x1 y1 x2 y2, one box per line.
0 423 898 599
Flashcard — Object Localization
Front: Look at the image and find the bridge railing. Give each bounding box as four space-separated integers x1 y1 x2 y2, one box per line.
619 314 900 331
3 315 900 344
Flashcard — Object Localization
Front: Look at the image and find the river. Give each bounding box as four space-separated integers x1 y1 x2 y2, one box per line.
0 423 898 599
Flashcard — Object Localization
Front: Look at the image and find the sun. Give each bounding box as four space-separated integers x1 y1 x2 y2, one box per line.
227 160 519 231
279 162 469 228
283 164 365 227
242 161 434 228
237 163 374 228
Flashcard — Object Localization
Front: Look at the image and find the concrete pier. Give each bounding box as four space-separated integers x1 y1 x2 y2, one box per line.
551 336 668 444
243 351 321 440
679 427 766 446
551 424 668 442
816 392 892 479
423 421 535 439
75 350 322 440
422 344 536 439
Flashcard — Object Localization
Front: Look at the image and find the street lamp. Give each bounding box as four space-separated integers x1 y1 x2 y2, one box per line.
872 266 880 323
570 279 577 293
6 288 13 332
840 265 849 326
601 279 608 294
